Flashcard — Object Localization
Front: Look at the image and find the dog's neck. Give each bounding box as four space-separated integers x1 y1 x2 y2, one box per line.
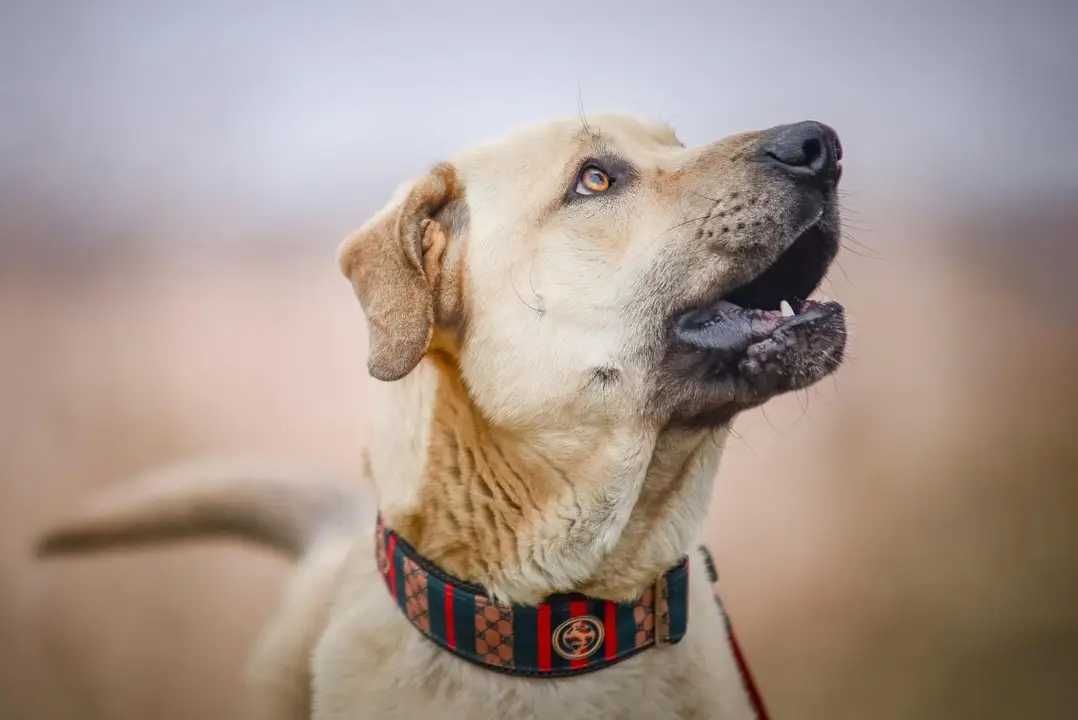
365 356 725 604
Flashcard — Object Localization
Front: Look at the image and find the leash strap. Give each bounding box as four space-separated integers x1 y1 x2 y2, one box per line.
376 515 688 678
699 545 771 719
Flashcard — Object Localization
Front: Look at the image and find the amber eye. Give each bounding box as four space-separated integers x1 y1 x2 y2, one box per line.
575 165 611 195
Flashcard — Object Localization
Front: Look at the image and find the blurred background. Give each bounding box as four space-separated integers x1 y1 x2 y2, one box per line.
3 1 1077 718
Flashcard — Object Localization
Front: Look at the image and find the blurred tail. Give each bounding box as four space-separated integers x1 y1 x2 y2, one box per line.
36 462 366 561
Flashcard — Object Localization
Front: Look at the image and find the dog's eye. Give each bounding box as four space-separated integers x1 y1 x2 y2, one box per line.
575 165 612 195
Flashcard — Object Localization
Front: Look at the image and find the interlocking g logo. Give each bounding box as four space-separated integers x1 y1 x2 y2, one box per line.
552 615 605 661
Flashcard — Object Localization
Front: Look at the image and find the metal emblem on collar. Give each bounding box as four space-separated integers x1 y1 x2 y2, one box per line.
552 615 605 661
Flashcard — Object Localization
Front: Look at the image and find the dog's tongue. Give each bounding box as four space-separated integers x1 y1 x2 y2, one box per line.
673 301 785 356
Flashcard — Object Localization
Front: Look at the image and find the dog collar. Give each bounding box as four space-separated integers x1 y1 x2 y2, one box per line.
375 515 689 677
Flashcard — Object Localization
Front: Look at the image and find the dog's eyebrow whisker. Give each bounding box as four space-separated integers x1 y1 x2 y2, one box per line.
576 88 597 140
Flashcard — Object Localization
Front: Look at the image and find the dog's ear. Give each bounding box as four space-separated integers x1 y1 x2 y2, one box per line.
338 163 461 381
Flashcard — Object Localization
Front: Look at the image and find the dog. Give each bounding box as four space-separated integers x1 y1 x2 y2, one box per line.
38 114 846 719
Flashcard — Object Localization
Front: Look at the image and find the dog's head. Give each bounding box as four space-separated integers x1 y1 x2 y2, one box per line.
340 115 845 432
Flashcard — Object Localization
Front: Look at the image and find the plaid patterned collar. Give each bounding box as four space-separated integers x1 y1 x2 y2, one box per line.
375 515 689 677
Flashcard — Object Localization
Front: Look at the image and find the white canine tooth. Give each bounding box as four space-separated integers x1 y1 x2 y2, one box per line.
780 300 795 318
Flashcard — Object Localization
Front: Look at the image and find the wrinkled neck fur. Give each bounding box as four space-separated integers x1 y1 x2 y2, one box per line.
367 355 725 604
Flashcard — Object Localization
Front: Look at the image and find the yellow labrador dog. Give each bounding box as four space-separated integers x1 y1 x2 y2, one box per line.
39 114 846 719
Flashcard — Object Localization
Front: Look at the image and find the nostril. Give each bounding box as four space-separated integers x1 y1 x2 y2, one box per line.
801 137 823 169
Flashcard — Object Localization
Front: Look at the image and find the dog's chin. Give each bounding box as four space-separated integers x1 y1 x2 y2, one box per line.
660 223 847 426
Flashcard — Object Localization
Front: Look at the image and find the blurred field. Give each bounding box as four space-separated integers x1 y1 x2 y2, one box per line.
2 204 1077 718
4 2 1078 718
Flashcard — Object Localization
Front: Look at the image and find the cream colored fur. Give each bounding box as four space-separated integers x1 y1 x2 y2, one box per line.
36 114 830 719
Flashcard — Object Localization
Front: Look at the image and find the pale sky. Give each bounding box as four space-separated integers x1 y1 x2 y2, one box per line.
3 0 1076 245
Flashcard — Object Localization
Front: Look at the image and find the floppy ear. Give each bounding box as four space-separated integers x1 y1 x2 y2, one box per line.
338 163 461 381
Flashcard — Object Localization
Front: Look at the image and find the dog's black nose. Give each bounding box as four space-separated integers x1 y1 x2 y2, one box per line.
761 121 842 185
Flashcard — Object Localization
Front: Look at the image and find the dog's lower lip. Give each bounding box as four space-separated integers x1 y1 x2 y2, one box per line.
673 297 838 353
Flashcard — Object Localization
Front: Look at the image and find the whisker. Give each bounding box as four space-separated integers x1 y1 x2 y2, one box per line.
760 405 780 434
689 189 723 204
839 242 882 260
839 215 872 233
793 388 810 423
510 258 546 316
841 220 871 237
726 425 758 456
664 214 712 233
838 220 884 259
833 257 852 283
577 86 595 139
527 260 543 309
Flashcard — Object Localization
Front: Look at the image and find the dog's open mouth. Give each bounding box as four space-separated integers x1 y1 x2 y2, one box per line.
670 223 846 400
